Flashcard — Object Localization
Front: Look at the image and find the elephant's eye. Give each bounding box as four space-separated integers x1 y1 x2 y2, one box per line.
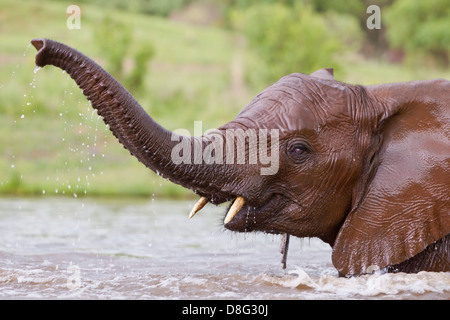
287 143 308 162
292 146 304 155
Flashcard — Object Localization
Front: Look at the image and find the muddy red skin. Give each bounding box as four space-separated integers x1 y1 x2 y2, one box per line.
31 39 449 276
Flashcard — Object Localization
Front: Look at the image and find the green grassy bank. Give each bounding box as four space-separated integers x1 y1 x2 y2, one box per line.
1 0 448 199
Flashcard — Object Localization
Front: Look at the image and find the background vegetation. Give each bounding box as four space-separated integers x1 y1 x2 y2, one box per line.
0 0 449 199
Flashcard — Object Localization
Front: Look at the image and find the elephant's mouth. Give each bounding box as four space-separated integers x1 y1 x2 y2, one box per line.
190 192 284 233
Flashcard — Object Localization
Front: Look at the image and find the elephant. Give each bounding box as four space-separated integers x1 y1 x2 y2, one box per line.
31 38 449 276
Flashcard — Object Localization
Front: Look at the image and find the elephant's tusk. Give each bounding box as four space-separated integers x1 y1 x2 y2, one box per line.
189 197 209 219
224 196 245 224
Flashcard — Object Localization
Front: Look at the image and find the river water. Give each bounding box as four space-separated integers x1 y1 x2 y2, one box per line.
0 197 448 300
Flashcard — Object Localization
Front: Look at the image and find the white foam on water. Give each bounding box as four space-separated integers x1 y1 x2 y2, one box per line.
262 267 450 299
0 198 448 300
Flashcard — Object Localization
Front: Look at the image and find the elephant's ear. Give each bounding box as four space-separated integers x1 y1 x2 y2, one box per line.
310 68 335 81
332 80 450 276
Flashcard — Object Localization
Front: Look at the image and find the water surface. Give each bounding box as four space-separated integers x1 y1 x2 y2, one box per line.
0 197 448 299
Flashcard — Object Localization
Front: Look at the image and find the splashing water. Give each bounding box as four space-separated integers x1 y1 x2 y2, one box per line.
262 268 450 298
0 198 448 300
23 43 32 56
1 43 109 198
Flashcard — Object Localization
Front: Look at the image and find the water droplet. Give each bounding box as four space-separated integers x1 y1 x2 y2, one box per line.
20 114 25 119
10 164 15 168
34 66 41 74
23 43 31 56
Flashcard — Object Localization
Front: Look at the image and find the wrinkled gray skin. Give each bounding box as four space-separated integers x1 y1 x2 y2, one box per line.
32 39 449 276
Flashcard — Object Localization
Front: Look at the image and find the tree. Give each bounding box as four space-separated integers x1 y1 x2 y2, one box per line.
385 0 450 65
94 15 155 93
232 2 341 86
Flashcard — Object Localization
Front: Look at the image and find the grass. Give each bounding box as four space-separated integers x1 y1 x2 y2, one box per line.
0 0 449 199
0 0 247 198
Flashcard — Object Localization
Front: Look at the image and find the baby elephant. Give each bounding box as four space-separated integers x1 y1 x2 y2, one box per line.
32 39 449 276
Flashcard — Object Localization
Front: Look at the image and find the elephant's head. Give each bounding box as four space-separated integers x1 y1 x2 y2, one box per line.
32 39 449 276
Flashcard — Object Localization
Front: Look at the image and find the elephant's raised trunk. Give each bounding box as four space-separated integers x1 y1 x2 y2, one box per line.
31 38 240 204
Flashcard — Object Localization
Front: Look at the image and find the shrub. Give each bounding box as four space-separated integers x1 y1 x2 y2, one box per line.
232 3 341 87
385 0 450 66
94 15 155 93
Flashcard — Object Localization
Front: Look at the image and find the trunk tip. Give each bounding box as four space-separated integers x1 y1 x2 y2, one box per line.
31 38 50 67
31 39 45 51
